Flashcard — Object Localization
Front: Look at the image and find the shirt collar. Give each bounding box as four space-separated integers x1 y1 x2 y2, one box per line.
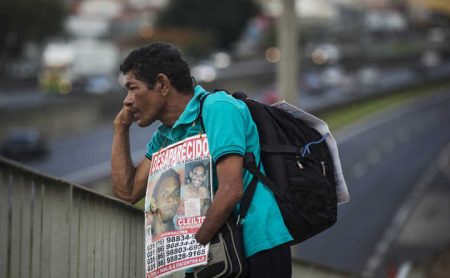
157 85 207 137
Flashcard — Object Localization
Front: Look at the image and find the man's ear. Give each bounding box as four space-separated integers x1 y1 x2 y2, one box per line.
156 73 170 95
150 196 158 213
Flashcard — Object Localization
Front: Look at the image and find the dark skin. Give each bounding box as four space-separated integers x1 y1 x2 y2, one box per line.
152 176 180 235
111 72 243 244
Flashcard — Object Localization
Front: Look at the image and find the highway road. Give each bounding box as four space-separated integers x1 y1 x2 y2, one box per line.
27 122 157 184
25 86 450 275
292 88 450 275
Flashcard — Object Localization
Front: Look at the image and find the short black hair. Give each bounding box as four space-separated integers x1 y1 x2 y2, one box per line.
190 162 207 173
153 168 181 198
120 42 193 93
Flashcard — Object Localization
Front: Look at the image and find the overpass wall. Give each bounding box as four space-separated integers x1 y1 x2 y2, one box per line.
0 157 144 278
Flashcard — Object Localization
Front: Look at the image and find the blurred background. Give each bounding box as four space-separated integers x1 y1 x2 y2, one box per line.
1 0 449 277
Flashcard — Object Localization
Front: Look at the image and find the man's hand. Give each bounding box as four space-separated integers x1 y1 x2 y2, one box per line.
111 106 149 204
195 155 244 245
114 107 133 128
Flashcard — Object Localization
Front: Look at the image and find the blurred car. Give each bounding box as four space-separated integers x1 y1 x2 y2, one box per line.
191 61 217 83
357 66 381 89
1 129 48 160
84 74 117 95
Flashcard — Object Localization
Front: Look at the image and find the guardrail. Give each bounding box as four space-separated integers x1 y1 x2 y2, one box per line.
0 157 144 278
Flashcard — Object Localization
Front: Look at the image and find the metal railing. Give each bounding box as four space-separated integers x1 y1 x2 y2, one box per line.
0 157 144 278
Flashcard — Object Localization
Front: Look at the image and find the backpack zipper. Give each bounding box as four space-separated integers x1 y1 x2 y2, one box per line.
320 161 326 176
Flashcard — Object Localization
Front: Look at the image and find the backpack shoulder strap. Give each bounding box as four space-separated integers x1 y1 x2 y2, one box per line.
243 153 280 196
197 90 257 224
197 93 211 133
197 89 229 132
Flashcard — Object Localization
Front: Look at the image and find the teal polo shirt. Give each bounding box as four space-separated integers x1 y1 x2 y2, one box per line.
146 85 292 257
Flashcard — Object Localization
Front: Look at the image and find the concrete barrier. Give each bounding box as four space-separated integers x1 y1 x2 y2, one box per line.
0 157 144 278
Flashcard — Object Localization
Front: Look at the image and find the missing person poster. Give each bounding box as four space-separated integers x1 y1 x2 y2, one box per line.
144 135 212 278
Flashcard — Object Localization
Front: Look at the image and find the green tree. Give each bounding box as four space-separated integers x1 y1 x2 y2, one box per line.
0 0 67 71
157 0 260 50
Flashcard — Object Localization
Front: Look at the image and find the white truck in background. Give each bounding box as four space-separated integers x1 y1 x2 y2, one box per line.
40 39 120 95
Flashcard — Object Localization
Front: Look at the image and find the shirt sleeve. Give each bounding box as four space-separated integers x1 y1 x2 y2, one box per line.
145 131 164 160
202 98 247 163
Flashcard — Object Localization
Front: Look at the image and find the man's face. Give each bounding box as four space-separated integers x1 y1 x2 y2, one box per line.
190 166 206 187
154 176 180 222
123 72 165 127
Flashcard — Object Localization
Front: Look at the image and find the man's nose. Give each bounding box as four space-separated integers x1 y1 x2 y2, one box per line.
124 92 133 106
166 195 177 203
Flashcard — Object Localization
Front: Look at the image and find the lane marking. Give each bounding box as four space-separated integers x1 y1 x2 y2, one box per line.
347 93 450 181
375 240 389 254
396 261 412 278
350 162 367 179
361 143 450 277
335 90 450 144
367 149 382 165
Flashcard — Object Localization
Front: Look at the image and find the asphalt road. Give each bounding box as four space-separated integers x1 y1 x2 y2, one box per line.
25 86 450 275
292 88 450 275
27 122 158 184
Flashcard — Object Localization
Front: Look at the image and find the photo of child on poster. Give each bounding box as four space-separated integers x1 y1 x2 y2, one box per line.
146 167 183 237
181 161 211 217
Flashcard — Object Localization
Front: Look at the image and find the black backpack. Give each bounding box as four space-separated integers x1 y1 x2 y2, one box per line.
199 91 338 244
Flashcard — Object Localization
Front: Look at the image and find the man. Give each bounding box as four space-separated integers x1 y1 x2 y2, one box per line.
150 168 181 235
182 162 210 216
187 163 208 190
111 42 293 277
